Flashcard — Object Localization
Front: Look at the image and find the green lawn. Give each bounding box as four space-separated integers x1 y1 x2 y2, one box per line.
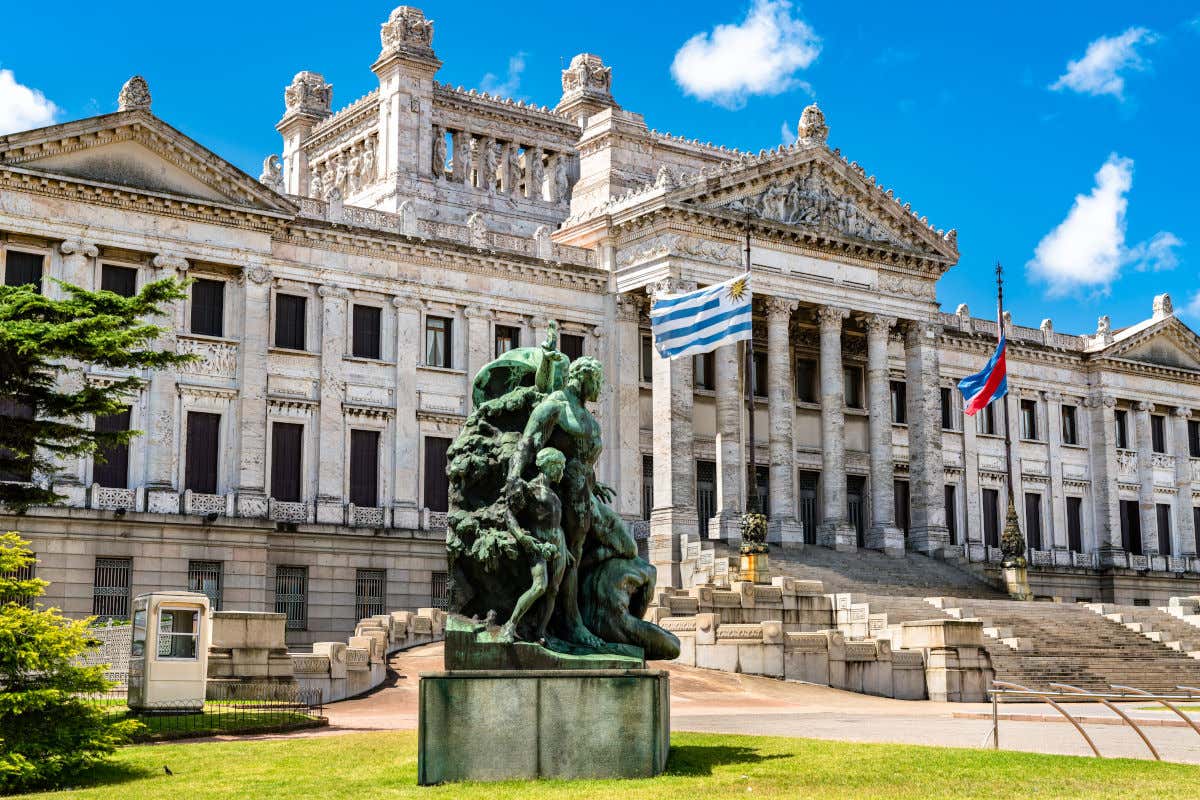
20 730 1200 800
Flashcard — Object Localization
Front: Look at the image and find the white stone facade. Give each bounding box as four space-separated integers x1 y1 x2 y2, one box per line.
2 7 1198 638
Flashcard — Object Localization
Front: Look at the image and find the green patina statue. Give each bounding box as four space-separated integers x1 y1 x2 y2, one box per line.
446 323 680 664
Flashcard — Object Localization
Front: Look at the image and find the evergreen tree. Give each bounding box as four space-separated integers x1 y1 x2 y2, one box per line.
0 532 142 792
0 278 191 510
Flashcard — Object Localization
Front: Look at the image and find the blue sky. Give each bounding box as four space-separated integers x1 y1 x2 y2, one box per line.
1 1 1197 335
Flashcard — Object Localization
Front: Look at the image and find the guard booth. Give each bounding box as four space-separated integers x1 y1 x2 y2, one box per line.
127 591 211 710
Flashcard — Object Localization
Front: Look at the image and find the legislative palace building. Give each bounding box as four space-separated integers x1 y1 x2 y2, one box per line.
2 6 1198 644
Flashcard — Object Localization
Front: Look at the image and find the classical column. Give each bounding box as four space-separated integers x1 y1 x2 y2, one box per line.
234 265 272 519
315 285 348 524
143 253 186 514
865 314 903 556
648 279 697 588
904 320 949 554
1085 393 1124 562
392 293 422 530
815 305 855 550
464 305 492 408
764 297 802 545
58 240 98 293
1043 391 1067 551
1174 408 1197 557
614 295 644 521
1133 401 1158 556
710 342 743 540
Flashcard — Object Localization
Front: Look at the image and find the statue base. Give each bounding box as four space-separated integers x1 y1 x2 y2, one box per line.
417 668 670 784
1002 564 1034 601
738 551 771 584
444 615 645 671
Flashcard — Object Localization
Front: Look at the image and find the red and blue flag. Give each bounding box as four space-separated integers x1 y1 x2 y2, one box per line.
958 333 1007 416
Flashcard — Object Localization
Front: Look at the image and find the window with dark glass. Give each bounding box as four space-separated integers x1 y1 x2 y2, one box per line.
940 387 954 430
894 479 911 535
1156 503 1172 556
944 484 958 545
92 557 131 619
749 465 769 518
979 402 997 436
982 488 1000 548
890 381 907 424
1120 499 1141 555
349 429 380 507
425 316 452 368
1190 420 1200 458
1020 399 1038 440
844 366 864 409
4 250 43 289
431 571 449 610
798 471 819 545
274 293 307 350
184 412 220 494
275 565 308 631
1067 496 1083 552
641 455 654 521
795 358 817 403
693 352 715 390
93 407 131 489
270 422 303 502
1194 507 1200 555
494 324 520 357
190 278 225 337
560 332 584 362
188 560 222 610
696 460 716 536
640 335 653 383
351 304 382 359
1061 405 1079 445
423 436 452 512
1115 409 1129 449
356 568 386 619
0 399 34 483
752 350 768 397
1151 414 1166 454
100 264 137 297
1024 493 1042 550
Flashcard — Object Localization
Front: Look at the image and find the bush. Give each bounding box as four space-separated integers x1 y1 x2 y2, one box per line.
0 532 142 793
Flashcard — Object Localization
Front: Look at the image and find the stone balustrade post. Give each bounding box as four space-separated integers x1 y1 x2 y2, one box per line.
865 314 903 556
765 297 802 545
815 305 855 550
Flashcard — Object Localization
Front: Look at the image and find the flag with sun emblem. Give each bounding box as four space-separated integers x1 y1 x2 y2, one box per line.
650 272 753 359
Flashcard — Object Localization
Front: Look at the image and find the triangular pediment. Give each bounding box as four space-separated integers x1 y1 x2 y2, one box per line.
1095 316 1200 371
0 110 295 214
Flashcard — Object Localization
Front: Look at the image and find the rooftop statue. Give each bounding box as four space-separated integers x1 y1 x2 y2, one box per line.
445 323 680 666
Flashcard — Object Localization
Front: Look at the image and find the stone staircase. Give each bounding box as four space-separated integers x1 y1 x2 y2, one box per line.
1084 603 1200 661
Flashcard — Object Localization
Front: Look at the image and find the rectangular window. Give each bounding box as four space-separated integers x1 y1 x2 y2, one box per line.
795 358 817 403
431 571 449 610
1062 405 1079 446
349 429 380 508
693 352 715 391
355 568 386 620
1020 399 1038 441
895 480 911 535
640 335 653 383
1115 409 1129 450
92 407 131 489
274 293 307 350
560 332 584 362
890 381 907 424
1066 497 1083 552
798 471 819 545
157 608 200 660
0 551 36 606
4 250 43 289
844 366 863 409
750 465 769 518
92 557 131 619
1189 420 1200 458
696 460 716 536
753 351 768 397
100 264 137 297
494 324 520 357
274 565 308 631
425 316 452 368
982 488 1000 548
423 436 452 512
0 399 34 482
940 387 955 431
187 560 222 610
1024 493 1042 550
642 455 654 521
270 422 303 502
184 412 220 494
190 278 225 337
979 402 997 436
351 304 382 360
1120 499 1141 555
945 484 958 545
1151 414 1167 454
1156 503 1173 556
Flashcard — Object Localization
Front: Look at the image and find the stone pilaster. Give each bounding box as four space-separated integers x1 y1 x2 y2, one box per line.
711 342 743 541
57 239 98 293
143 253 187 514
315 285 348 524
904 321 949 554
815 305 855 550
1134 401 1158 555
234 265 272 519
392 293 422 530
1174 408 1197 556
614 295 644 521
765 297 802 545
865 314 903 556
648 280 697 588
1043 391 1067 550
52 240 100 489
529 314 551 348
464 305 492 408
1085 393 1124 562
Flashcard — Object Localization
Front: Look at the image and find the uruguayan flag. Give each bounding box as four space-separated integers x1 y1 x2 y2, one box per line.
650 272 752 360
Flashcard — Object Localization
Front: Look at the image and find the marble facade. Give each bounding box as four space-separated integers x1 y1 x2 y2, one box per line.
2 6 1199 640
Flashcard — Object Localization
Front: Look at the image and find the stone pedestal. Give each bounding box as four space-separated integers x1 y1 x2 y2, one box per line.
1002 565 1034 601
768 518 805 546
739 551 771 584
417 669 670 784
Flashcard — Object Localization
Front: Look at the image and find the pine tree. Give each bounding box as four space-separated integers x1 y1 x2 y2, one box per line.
0 278 191 511
0 532 143 792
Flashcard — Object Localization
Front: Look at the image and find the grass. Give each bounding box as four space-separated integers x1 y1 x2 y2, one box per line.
20 730 1200 800
1139 705 1200 712
87 701 325 741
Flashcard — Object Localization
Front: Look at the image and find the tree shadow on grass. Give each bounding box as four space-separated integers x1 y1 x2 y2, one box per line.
666 744 790 777
46 760 159 793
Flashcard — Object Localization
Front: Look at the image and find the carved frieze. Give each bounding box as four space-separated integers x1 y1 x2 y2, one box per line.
616 233 741 268
178 337 238 379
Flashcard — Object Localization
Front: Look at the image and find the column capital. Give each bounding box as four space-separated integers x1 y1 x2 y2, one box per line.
59 239 99 258
392 292 422 310
903 318 941 343
151 253 188 272
245 265 272 284
1173 407 1193 419
864 314 897 335
647 277 695 301
1041 390 1064 403
1134 400 1153 413
763 296 799 319
1084 393 1116 409
815 305 849 329
616 293 644 322
317 284 349 299
463 303 492 319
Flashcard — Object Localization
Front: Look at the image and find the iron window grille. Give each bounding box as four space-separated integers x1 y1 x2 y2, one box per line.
92 557 132 619
187 560 223 610
431 571 449 610
355 569 386 620
274 565 308 631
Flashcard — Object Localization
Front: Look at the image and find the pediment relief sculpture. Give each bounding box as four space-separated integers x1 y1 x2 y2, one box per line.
616 233 741 269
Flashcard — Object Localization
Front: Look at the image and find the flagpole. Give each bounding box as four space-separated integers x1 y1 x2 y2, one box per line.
997 262 1025 560
745 210 760 515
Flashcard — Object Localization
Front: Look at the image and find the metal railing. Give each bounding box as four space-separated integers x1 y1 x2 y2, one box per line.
988 680 1200 760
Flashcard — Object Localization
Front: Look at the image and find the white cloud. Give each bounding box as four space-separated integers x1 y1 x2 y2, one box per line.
671 0 820 109
1049 27 1158 100
480 52 527 98
0 68 59 135
1027 154 1183 296
780 119 795 144
1184 291 1200 320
